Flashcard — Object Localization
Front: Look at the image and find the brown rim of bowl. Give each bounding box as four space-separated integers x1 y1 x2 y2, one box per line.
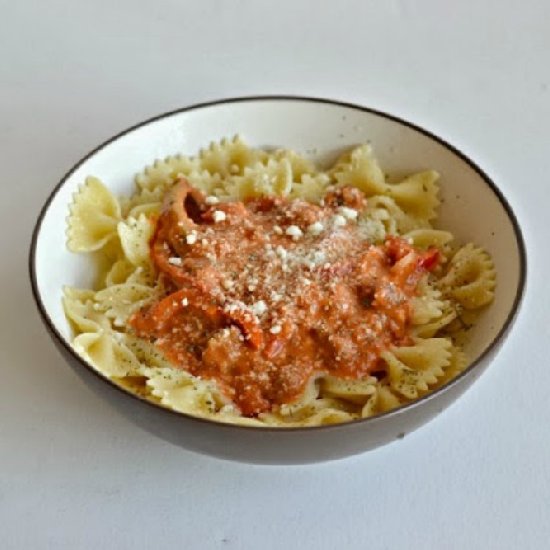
28 95 527 432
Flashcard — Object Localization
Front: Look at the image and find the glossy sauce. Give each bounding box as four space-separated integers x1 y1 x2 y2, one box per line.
130 179 439 416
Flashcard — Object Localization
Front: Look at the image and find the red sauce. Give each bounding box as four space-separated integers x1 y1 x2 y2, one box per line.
130 179 439 416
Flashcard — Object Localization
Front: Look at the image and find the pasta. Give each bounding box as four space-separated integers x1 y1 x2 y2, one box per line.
63 136 496 427
67 176 121 252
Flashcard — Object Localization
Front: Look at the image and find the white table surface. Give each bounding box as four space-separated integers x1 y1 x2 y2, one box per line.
2 1 548 548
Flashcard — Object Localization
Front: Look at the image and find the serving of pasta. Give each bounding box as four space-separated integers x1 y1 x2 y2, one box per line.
63 136 496 427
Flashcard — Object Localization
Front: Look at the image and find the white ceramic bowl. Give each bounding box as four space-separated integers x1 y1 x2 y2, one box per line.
29 97 526 464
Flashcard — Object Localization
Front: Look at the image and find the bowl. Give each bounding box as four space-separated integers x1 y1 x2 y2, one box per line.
29 96 526 464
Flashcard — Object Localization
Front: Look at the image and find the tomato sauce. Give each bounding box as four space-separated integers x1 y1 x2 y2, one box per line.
130 179 439 416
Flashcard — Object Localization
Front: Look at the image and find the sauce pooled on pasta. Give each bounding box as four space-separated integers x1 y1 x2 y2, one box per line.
130 179 439 416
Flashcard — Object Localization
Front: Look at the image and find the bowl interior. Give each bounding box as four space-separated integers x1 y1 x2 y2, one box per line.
33 97 523 374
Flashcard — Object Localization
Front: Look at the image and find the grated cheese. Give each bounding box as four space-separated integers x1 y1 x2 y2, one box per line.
307 221 324 235
332 215 347 227
222 279 234 290
337 206 358 220
213 210 226 223
250 300 268 316
276 245 288 260
285 225 303 239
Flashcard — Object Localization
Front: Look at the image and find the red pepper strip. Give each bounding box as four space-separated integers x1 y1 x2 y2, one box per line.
131 288 223 333
162 178 205 232
132 286 264 349
149 178 210 287
418 248 440 271
149 214 193 287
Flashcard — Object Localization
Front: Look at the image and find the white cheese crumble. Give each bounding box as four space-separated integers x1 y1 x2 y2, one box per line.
332 214 347 227
186 231 198 245
276 245 288 260
250 300 268 316
181 297 189 306
307 221 324 235
168 257 183 266
312 250 326 264
337 206 358 220
285 225 303 239
270 324 282 334
205 196 219 205
222 279 234 290
365 328 375 338
213 210 226 223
